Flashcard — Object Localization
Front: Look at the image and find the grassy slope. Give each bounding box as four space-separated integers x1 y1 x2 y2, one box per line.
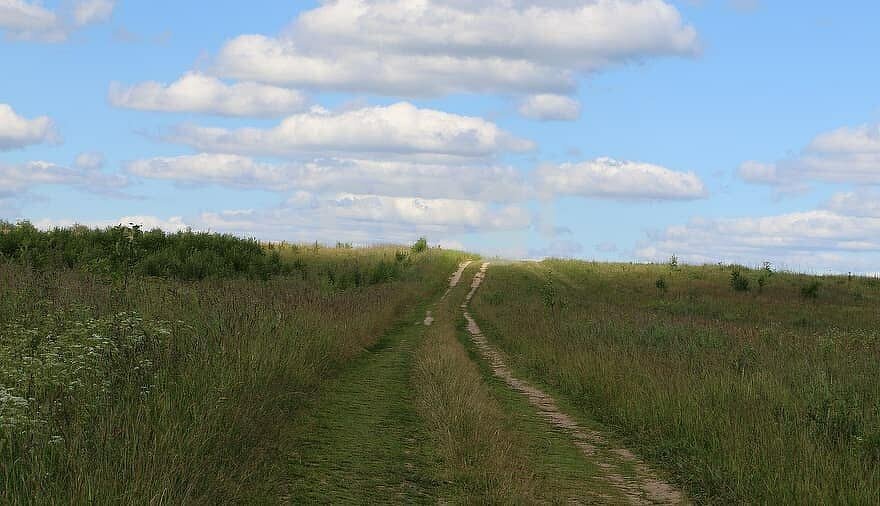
283 299 441 503
469 260 880 503
414 263 626 504
285 261 631 504
0 245 464 503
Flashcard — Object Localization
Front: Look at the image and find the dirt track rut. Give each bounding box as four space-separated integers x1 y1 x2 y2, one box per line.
462 262 687 505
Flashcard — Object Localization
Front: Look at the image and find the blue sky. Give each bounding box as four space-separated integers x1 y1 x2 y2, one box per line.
2 0 879 273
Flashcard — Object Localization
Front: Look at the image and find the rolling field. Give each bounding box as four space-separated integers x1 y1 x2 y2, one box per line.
470 260 880 503
2 223 877 503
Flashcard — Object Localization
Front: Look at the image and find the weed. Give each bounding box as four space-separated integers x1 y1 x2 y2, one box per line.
802 281 821 299
730 268 750 292
655 277 668 294
541 270 566 310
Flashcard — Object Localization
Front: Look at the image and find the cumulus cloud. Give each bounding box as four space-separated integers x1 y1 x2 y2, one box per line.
168 102 534 160
0 0 57 38
518 94 582 121
740 123 880 188
0 0 115 41
0 159 127 198
825 190 880 218
0 103 57 150
125 153 529 202
109 72 309 117
198 193 531 243
637 210 880 273
536 157 707 200
213 0 699 96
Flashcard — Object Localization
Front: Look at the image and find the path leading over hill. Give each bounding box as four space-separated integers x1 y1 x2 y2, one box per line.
283 261 687 504
463 263 686 505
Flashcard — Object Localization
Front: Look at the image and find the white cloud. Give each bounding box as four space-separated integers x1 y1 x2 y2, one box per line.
198 193 531 243
637 210 880 273
72 0 114 27
0 0 115 41
518 94 581 121
825 190 880 218
0 159 126 196
168 102 534 160
125 153 529 202
0 103 57 150
536 157 707 200
75 151 106 170
0 0 57 37
213 0 699 96
109 72 309 117
740 123 880 187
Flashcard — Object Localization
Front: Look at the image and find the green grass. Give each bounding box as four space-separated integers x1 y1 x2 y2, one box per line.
5 222 878 503
413 262 629 504
283 301 440 503
469 260 880 504
0 233 465 503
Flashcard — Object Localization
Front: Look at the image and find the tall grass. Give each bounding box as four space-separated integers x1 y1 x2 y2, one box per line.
471 260 880 503
0 227 464 503
413 274 541 503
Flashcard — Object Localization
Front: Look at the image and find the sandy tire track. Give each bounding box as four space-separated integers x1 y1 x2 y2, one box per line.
462 262 687 505
424 261 472 326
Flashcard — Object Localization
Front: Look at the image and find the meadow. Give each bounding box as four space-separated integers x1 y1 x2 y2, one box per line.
469 259 880 503
0 223 462 503
3 221 878 503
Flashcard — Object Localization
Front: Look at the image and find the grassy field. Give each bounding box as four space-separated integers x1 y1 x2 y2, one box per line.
3 222 877 503
469 259 880 503
0 224 464 503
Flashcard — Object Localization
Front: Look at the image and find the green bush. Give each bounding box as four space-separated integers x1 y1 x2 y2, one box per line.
802 281 821 299
730 268 751 292
0 221 284 281
411 237 428 253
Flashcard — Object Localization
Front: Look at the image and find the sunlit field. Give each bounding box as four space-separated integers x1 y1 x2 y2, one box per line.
0 222 462 503
469 259 880 503
3 222 879 503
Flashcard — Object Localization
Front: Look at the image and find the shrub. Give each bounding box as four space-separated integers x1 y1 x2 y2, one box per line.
655 277 668 294
730 268 750 292
0 221 284 281
541 271 566 310
411 237 428 253
802 281 821 299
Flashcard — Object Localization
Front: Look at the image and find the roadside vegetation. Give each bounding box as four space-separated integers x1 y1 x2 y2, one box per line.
0 223 462 503
470 259 880 503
